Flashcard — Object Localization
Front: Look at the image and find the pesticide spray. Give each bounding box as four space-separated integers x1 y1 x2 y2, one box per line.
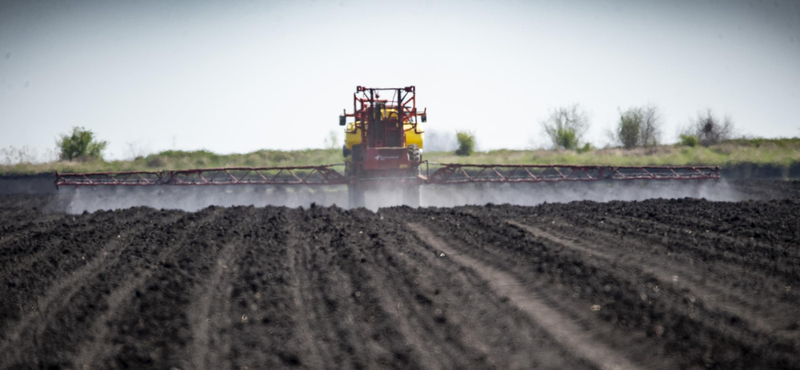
57 179 744 214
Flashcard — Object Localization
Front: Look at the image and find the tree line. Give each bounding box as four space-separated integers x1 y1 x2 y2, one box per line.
451 105 737 156
54 105 737 162
538 104 735 152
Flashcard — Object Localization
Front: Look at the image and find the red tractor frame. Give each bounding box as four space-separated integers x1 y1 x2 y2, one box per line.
339 86 427 207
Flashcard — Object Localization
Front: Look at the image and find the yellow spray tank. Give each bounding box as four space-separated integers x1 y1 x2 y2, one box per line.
405 123 424 150
344 124 423 151
343 107 423 154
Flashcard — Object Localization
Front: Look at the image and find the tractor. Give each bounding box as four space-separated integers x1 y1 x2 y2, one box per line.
339 86 426 208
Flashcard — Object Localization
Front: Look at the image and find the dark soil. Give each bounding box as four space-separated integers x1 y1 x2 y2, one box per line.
1 183 799 369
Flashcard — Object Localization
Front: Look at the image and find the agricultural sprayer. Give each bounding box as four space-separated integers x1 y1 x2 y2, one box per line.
55 86 720 208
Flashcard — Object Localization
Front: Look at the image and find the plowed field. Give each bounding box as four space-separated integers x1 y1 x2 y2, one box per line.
1 195 799 369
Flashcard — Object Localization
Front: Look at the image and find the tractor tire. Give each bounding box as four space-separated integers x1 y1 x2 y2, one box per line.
408 144 421 162
408 144 422 176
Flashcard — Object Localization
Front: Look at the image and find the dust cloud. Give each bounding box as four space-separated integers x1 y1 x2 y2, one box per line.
420 179 743 208
57 179 742 214
59 185 348 214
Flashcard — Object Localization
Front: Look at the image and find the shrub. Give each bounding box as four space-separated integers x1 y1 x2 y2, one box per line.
147 156 167 168
617 109 642 149
554 127 579 150
455 131 475 156
576 143 594 153
639 105 661 147
615 105 662 149
690 109 734 146
541 104 589 150
679 134 699 147
56 127 107 161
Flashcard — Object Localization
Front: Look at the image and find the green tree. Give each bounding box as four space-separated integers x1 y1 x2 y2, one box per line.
679 134 698 147
617 109 642 149
541 104 589 150
455 131 475 156
615 105 662 149
57 127 108 161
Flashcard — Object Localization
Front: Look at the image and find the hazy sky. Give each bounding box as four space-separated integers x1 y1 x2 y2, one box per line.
2 0 799 160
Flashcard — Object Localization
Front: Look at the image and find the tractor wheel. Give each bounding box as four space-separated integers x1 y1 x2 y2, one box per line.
408 144 421 162
408 144 422 176
352 144 364 162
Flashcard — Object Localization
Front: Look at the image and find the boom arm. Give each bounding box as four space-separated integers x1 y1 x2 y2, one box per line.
425 164 720 184
56 164 720 187
56 165 349 187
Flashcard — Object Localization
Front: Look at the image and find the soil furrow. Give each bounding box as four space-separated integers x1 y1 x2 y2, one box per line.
0 210 155 345
0 210 118 272
535 209 800 310
0 214 65 251
226 208 338 370
520 216 800 338
288 230 331 369
71 208 224 370
597 214 800 282
294 208 420 370
322 209 471 369
508 220 797 339
407 222 639 370
408 207 797 369
185 240 240 370
1 188 798 369
379 210 595 369
31 210 196 369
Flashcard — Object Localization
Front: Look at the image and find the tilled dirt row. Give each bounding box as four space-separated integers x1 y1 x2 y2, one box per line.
1 197 799 369
389 198 800 370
